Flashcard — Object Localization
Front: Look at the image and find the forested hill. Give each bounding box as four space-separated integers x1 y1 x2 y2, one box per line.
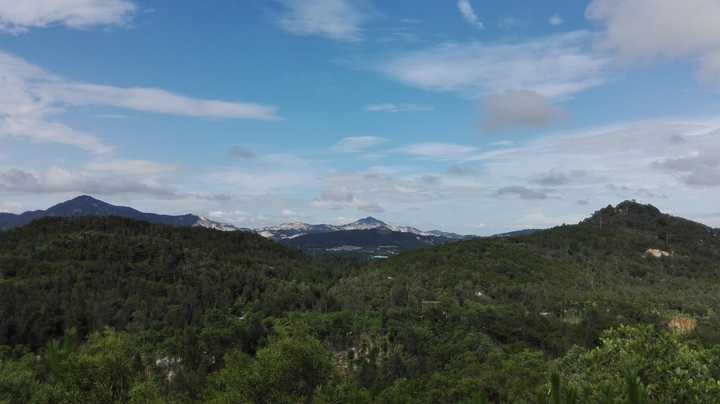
0 216 349 348
3 202 720 403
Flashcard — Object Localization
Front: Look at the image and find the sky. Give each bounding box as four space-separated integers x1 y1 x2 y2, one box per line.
1 0 720 235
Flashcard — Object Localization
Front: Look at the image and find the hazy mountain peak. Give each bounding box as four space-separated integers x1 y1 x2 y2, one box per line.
340 217 390 231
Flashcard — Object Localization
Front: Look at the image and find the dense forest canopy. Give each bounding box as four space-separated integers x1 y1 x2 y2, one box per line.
2 201 720 403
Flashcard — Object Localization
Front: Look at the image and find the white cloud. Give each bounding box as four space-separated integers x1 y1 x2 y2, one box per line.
366 103 433 113
275 0 371 42
44 83 281 120
331 136 388 152
482 90 566 131
86 159 177 176
311 187 385 213
211 171 314 196
376 31 610 99
457 0 484 29
0 50 279 152
0 0 137 34
0 166 178 196
310 118 720 234
398 142 478 160
281 208 297 217
587 0 720 81
0 116 113 153
549 14 564 26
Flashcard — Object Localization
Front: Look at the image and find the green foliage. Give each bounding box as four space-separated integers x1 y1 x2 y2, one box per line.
558 325 720 403
2 203 720 403
205 330 333 403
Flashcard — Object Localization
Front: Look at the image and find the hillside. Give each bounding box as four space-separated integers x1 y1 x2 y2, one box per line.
2 201 720 403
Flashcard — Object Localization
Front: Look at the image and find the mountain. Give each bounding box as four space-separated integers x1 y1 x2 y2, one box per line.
0 195 241 231
338 216 390 231
258 215 473 257
256 222 341 239
257 216 471 242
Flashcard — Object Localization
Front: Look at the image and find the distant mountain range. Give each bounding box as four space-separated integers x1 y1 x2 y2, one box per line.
0 196 480 257
256 216 472 241
0 195 242 232
1 196 554 257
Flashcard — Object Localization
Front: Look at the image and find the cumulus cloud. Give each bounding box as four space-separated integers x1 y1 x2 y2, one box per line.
457 0 484 29
0 0 137 34
482 90 566 132
275 0 371 42
376 31 610 99
587 0 720 82
366 103 433 113
331 136 388 152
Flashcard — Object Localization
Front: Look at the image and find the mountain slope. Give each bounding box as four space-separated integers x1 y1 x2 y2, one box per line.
0 195 240 231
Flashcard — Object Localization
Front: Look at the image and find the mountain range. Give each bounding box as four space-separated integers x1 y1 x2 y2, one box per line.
256 216 471 241
0 196 476 257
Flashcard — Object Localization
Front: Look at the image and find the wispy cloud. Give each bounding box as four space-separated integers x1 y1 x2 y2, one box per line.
0 166 178 197
86 159 177 176
0 50 280 153
366 103 433 113
331 136 388 152
275 0 371 42
376 31 611 99
44 83 280 120
0 0 137 34
457 0 484 29
0 116 113 153
398 142 478 160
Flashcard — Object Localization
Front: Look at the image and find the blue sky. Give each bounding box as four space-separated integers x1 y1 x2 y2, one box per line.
1 0 720 234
